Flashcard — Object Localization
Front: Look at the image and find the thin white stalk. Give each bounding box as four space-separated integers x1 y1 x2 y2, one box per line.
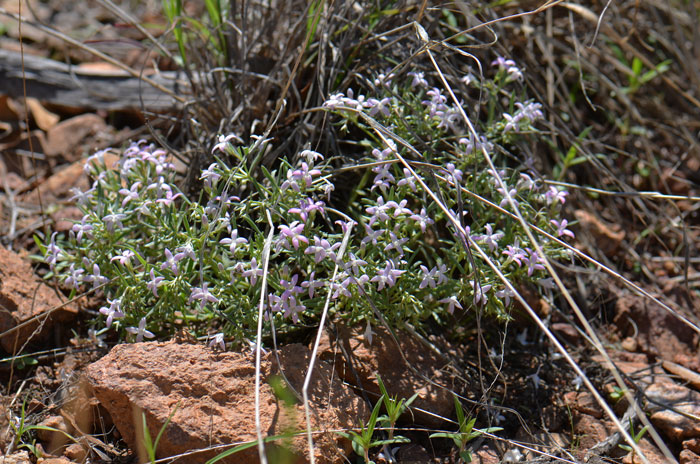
254 210 275 464
303 217 354 464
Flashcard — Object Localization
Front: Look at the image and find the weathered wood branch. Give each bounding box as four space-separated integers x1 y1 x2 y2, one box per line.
0 49 187 112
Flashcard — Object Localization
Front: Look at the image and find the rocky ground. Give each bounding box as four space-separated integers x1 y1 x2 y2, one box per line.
1 0 700 463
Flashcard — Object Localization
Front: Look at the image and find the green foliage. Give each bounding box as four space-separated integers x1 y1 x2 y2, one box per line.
430 396 502 463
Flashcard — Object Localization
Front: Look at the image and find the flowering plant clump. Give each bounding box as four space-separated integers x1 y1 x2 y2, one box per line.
40 56 575 344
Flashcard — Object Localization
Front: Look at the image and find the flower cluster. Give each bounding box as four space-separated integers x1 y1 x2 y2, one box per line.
43 54 575 345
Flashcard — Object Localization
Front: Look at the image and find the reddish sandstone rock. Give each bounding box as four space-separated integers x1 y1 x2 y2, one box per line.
320 325 460 428
84 341 367 464
0 245 78 353
613 294 698 364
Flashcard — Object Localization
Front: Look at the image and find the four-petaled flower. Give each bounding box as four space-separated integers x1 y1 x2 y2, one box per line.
102 213 127 233
110 249 135 266
278 222 309 249
200 163 221 189
551 219 575 239
472 224 504 252
544 186 568 205
84 263 109 288
220 229 248 254
189 282 219 311
71 216 94 243
212 134 243 154
470 280 493 306
146 269 165 297
99 298 124 328
126 317 155 342
160 248 179 275
118 182 141 207
242 258 264 286
208 332 226 350
371 261 405 291
438 296 463 314
419 263 448 289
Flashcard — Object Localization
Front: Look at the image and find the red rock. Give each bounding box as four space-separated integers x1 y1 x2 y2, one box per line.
646 382 700 442
684 438 700 454
45 114 108 161
84 341 367 464
613 294 698 362
319 325 460 428
0 245 78 353
680 449 700 464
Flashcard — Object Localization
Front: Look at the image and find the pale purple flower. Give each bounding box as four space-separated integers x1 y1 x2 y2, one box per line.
438 295 463 314
496 287 515 307
444 163 463 185
278 221 309 250
422 88 448 117
371 144 396 161
551 219 575 239
506 66 523 82
330 272 353 299
470 280 492 306
502 242 527 267
492 56 516 69
545 186 568 205
301 272 325 298
288 198 325 222
208 332 226 350
366 97 391 117
189 282 219 310
242 258 264 286
473 224 504 252
155 189 181 207
71 216 94 244
371 261 405 291
524 248 545 276
99 298 124 329
280 274 305 301
282 162 321 192
410 208 434 233
374 72 394 88
69 187 94 206
174 244 196 261
517 173 536 191
126 317 155 342
146 269 165 297
212 134 243 154
361 225 384 248
366 196 392 226
371 163 395 192
515 101 543 121
436 106 461 132
459 134 493 155
397 168 418 192
102 213 126 233
502 112 521 133
419 263 448 289
384 229 408 257
220 229 248 254
200 163 221 189
64 264 84 289
335 219 356 235
323 92 346 109
408 71 428 89
305 236 340 263
282 296 305 323
497 187 519 208
110 249 135 266
44 232 63 270
160 248 179 275
118 182 141 207
387 199 412 217
345 253 368 275
84 263 109 288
